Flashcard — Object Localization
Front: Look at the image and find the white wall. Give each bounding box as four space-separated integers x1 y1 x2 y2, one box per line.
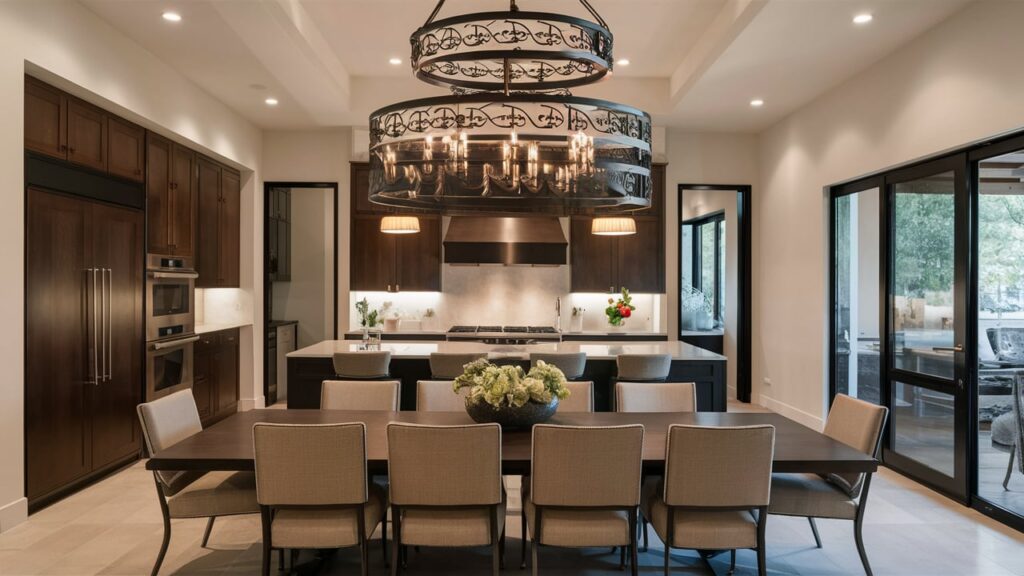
681 188 739 394
755 0 1024 428
0 1 263 532
273 187 336 347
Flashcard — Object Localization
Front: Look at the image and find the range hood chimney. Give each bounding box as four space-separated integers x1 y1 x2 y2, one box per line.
443 217 567 266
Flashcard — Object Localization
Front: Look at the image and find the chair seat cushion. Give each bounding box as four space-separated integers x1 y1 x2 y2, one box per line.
400 501 506 547
166 471 259 518
768 473 857 520
524 492 630 547
640 478 757 550
991 412 1018 449
271 484 387 549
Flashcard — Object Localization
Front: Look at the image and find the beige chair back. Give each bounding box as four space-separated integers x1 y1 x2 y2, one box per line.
321 380 401 411
333 351 391 378
530 352 586 380
416 380 469 412
429 352 487 379
822 394 889 497
615 382 696 413
617 354 671 381
559 381 595 412
663 425 774 508
531 425 644 507
387 423 502 506
137 390 204 491
254 423 368 506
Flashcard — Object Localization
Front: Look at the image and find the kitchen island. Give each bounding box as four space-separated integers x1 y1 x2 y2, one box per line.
287 340 727 412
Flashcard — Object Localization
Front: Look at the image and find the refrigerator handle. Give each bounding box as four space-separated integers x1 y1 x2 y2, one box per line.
91 268 99 386
105 268 112 382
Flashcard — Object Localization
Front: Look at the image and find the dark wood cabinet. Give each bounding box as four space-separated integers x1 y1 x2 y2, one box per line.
107 116 145 182
147 133 196 259
570 164 666 293
25 188 143 506
350 215 441 292
66 98 107 172
193 328 239 427
24 76 66 159
351 161 391 214
197 157 241 287
268 187 291 281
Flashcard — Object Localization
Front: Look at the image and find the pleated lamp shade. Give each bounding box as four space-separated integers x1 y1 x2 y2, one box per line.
591 217 637 236
380 216 420 234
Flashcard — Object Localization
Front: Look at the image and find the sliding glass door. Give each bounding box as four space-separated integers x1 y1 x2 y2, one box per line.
883 155 969 499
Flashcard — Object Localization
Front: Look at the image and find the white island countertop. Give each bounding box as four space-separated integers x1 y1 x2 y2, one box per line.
287 340 726 361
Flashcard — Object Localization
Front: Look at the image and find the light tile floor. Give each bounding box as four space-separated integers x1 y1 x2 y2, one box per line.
2 401 1022 575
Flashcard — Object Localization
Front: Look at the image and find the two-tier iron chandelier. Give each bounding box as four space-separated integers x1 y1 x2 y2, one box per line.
368 0 653 216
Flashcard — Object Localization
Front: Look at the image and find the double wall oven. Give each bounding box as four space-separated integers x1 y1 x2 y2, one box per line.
146 255 198 401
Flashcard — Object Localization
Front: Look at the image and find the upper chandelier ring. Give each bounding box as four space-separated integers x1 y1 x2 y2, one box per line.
410 10 614 92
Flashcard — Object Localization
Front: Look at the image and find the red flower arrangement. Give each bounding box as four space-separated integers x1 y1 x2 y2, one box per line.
605 288 635 326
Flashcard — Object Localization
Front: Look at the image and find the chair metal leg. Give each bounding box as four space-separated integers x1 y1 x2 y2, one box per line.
521 505 528 569
278 549 284 572
642 516 649 552
260 507 272 576
619 544 626 570
1004 449 1016 490
382 515 389 566
500 527 507 569
490 505 501 576
854 514 873 576
756 506 767 576
629 509 639 576
664 508 674 576
152 508 171 576
808 517 823 548
729 549 736 574
201 516 216 548
531 538 539 576
290 549 298 569
390 506 401 576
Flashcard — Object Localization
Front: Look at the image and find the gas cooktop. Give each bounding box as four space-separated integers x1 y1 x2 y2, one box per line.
447 325 562 342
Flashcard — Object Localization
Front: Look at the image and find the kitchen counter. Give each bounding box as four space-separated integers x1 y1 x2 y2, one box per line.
343 330 447 341
268 319 299 328
287 339 726 412
561 331 669 342
196 321 252 335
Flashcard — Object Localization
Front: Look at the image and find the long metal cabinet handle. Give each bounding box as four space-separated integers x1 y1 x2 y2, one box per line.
91 268 99 386
105 268 112 382
150 335 200 350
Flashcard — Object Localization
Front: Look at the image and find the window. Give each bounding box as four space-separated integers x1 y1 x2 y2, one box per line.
681 212 725 327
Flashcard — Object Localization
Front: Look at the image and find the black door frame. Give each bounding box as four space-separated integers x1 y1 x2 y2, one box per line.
828 128 1024 532
677 184 752 403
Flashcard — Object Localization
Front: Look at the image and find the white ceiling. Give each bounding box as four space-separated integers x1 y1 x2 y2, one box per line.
80 0 973 132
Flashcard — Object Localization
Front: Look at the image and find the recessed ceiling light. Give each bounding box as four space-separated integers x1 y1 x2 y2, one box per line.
161 11 182 22
264 97 279 106
389 57 402 65
853 13 873 25
750 99 764 108
616 58 630 66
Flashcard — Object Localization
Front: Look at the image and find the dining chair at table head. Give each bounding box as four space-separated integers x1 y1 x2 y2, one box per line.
642 424 775 576
254 422 386 576
386 422 505 576
137 390 259 576
321 379 401 411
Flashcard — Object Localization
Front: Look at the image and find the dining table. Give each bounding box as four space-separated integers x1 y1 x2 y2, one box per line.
145 410 878 476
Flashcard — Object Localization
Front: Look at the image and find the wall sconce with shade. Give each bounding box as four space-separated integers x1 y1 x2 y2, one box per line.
591 217 636 236
380 216 420 234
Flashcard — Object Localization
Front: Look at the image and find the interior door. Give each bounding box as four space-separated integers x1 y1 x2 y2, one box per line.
884 154 969 500
89 201 144 468
25 189 93 501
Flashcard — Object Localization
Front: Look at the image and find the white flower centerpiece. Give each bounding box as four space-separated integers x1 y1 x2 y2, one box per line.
453 359 571 429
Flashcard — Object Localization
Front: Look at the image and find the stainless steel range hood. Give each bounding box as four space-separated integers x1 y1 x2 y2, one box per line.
443 217 567 266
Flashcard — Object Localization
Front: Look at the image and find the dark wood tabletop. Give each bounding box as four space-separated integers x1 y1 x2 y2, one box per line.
146 410 877 475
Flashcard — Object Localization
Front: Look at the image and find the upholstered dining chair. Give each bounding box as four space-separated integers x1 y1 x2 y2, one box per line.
641 424 775 576
321 379 401 411
253 422 387 576
617 353 672 382
386 423 505 576
333 350 392 379
615 382 697 413
530 352 587 380
428 352 487 379
768 394 888 576
524 424 644 576
137 390 259 576
415 380 470 412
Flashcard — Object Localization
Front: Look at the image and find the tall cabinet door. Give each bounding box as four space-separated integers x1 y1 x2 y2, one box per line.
396 216 441 291
220 169 241 287
24 77 66 159
66 98 107 172
351 217 396 290
146 133 172 254
196 156 221 287
25 189 93 501
618 218 664 293
570 217 616 292
89 202 144 468
169 144 197 258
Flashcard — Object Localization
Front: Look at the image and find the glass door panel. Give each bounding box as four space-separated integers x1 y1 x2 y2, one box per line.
885 155 968 500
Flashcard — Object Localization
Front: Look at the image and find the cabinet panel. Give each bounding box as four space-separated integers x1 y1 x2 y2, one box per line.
192 353 212 423
276 219 291 280
67 98 107 172
216 331 239 414
352 161 389 214
396 216 441 291
351 217 396 290
645 163 665 217
24 77 66 159
107 116 145 182
617 217 664 293
570 217 616 292
220 169 241 287
169 144 197 258
196 157 221 288
146 133 172 255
